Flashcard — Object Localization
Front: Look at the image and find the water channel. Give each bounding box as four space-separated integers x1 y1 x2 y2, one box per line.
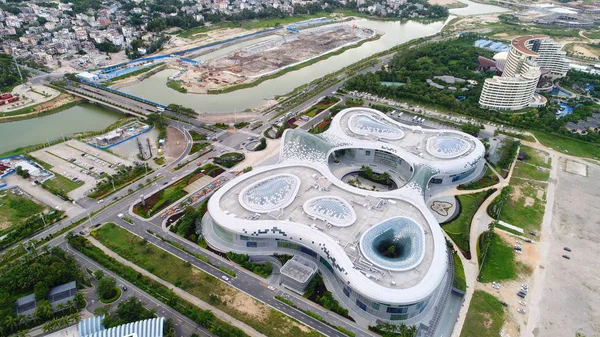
0 0 509 153
119 19 447 113
0 103 123 155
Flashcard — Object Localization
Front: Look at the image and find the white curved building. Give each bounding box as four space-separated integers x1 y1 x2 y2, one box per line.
203 108 485 324
480 35 568 111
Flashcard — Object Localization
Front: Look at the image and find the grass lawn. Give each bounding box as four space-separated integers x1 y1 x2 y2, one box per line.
166 80 187 93
458 166 499 190
460 290 505 337
520 145 551 169
153 157 165 166
453 253 467 291
498 180 546 232
43 172 84 193
478 232 516 283
511 162 550 181
100 287 122 303
0 192 45 230
532 131 600 159
442 190 495 259
93 223 321 337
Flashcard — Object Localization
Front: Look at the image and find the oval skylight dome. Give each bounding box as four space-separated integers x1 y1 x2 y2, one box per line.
303 196 356 227
239 174 301 213
426 136 470 159
348 114 404 140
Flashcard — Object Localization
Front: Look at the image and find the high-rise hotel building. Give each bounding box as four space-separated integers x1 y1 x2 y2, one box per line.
479 35 568 110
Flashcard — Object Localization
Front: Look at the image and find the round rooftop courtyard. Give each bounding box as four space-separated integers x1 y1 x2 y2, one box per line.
239 174 301 213
303 196 357 227
425 136 471 159
360 217 425 271
348 114 404 140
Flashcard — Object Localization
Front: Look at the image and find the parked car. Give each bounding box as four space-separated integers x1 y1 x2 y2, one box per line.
517 308 526 314
562 255 571 260
519 301 527 306
563 247 572 252
500 301 509 307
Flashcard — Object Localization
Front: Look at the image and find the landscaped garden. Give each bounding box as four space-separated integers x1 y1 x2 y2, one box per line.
441 189 496 259
133 165 219 218
453 253 466 292
213 152 245 168
477 231 517 283
458 165 499 190
301 96 340 118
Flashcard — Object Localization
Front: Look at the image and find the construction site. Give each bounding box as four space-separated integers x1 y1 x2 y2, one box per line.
171 23 375 93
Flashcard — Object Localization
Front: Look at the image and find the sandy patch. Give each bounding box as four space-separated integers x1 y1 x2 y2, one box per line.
536 189 544 200
221 292 268 319
572 44 599 60
524 197 535 207
565 160 587 177
510 185 523 202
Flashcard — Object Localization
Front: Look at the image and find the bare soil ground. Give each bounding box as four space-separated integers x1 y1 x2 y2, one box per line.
533 159 600 337
165 126 187 159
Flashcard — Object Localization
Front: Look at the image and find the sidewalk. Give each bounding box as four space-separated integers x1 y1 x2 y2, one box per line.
86 236 266 337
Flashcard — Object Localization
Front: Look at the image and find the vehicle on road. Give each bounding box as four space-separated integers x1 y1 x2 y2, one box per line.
118 213 124 218
122 285 127 291
221 275 230 281
268 286 275 291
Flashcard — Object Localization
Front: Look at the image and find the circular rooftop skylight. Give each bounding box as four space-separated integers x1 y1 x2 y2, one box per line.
239 174 300 213
359 217 425 271
348 114 404 140
303 196 356 227
425 136 471 159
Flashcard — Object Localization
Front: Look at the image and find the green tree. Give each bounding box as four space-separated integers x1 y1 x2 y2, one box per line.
3 316 18 332
116 297 154 324
97 277 117 300
34 300 54 322
461 123 482 137
34 281 50 300
73 292 86 309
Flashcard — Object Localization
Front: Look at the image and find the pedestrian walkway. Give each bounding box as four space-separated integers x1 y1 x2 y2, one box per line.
86 236 266 337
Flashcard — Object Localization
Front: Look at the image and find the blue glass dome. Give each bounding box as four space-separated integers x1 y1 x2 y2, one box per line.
360 217 425 271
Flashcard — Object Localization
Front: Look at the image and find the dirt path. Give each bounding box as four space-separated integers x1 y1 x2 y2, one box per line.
86 236 266 337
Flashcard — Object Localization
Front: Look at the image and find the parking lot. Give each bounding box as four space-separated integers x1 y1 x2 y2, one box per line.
31 140 133 199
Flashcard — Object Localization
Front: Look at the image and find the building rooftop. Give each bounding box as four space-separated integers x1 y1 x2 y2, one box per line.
511 34 549 56
280 255 318 283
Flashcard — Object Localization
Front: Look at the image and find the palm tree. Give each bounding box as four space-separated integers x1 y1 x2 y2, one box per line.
3 316 17 332
68 312 81 325
55 303 66 313
14 329 29 337
41 322 53 333
65 300 76 313
16 314 28 328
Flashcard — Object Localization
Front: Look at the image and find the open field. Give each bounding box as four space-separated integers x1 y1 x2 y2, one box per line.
460 290 505 337
478 232 517 283
533 159 600 337
442 190 495 259
532 131 600 160
0 189 45 231
42 172 84 193
93 223 321 337
512 162 550 181
520 145 551 169
497 179 546 232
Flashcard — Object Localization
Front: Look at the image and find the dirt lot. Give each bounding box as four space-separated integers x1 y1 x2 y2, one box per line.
179 24 371 93
532 158 600 337
165 127 187 159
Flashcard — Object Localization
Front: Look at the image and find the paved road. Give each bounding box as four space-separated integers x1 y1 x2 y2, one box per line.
61 241 214 337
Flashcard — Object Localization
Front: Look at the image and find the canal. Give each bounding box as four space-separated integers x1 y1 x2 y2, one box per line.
0 103 123 155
